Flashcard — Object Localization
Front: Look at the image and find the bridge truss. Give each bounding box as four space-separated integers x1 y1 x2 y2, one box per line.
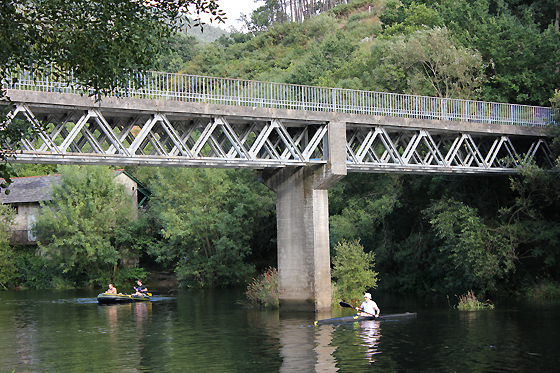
5 101 554 174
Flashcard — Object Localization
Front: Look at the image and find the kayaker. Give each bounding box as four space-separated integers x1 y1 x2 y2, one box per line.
106 284 117 294
133 280 148 296
357 293 380 317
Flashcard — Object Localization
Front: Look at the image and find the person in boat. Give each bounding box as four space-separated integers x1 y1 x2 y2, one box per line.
133 280 149 296
106 284 117 294
357 292 380 317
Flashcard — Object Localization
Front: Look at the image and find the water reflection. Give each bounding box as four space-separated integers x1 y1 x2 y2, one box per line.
96 302 152 371
314 324 338 372
249 308 382 372
356 320 381 363
2 290 560 372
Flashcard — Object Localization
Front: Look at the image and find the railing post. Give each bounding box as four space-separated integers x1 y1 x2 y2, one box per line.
237 80 241 106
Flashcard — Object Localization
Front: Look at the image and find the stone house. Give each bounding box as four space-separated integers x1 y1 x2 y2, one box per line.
0 169 150 245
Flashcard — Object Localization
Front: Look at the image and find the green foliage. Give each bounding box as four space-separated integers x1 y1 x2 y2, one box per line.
158 33 201 73
503 167 560 278
546 90 560 158
378 26 484 98
0 0 224 99
147 168 276 288
113 267 149 290
521 281 560 299
287 31 358 86
244 267 279 308
455 290 494 311
12 163 59 177
14 248 61 289
176 0 559 106
381 1 444 35
329 173 402 250
330 0 378 18
1 0 224 193
425 198 516 292
0 116 35 194
437 0 560 105
34 165 135 287
0 204 16 287
331 240 378 304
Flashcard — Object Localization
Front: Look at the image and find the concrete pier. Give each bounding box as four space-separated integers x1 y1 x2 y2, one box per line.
260 121 347 311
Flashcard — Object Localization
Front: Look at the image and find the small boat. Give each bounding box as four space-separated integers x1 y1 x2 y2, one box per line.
315 312 417 326
97 293 151 304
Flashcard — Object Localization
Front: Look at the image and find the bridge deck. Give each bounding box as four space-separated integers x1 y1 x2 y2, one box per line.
3 71 554 174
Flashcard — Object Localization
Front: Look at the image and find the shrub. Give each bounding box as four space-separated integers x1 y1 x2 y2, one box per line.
455 290 494 311
331 239 378 304
522 281 560 299
244 267 279 309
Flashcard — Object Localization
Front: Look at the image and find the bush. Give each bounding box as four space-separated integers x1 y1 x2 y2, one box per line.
522 281 560 299
244 267 279 309
331 239 378 304
455 290 494 311
14 248 61 289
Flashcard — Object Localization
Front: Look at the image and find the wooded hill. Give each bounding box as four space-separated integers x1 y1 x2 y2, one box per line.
171 0 559 106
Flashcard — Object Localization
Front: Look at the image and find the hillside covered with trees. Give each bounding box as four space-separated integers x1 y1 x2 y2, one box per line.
2 0 560 298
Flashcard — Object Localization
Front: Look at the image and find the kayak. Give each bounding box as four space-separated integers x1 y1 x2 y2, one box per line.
315 312 417 326
97 293 151 304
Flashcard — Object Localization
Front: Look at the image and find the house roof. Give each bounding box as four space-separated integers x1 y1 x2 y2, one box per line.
0 170 150 206
0 174 61 204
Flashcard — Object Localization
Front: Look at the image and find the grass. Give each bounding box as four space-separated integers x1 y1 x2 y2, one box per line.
243 267 279 309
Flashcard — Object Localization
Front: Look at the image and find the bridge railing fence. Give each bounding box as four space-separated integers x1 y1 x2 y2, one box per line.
4 69 555 128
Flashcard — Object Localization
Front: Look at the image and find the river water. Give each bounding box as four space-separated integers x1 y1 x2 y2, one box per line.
1 288 559 372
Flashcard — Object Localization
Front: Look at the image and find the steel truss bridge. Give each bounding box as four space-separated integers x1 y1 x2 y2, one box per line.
3 70 556 174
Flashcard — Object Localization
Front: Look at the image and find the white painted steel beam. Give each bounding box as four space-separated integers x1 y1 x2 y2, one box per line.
4 101 553 174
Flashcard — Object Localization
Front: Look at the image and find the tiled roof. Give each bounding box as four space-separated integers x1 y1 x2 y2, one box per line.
0 175 62 204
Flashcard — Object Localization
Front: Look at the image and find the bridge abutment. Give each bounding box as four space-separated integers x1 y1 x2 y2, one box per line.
260 121 346 311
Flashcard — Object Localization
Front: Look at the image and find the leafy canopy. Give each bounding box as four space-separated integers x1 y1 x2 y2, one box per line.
331 240 379 304
34 166 135 286
0 203 16 287
147 167 276 288
0 0 224 99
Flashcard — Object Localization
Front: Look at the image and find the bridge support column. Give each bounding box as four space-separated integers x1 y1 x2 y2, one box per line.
260 121 346 311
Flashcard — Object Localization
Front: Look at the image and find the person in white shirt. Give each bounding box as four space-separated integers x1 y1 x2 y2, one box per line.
357 292 380 317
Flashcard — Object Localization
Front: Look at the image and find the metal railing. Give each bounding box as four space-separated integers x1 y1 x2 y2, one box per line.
4 69 556 127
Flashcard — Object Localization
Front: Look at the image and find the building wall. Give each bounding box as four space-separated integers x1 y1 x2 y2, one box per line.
10 202 40 245
114 173 139 219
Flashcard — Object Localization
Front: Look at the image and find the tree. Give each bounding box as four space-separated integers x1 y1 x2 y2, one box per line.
329 173 403 251
436 0 560 105
547 90 560 159
147 168 276 288
1 0 224 99
425 198 516 292
0 203 16 288
378 26 484 99
331 240 379 304
33 166 136 286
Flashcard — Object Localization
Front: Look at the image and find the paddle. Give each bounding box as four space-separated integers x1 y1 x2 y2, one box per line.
339 301 377 318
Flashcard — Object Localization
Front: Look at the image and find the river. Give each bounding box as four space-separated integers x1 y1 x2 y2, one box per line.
1 288 559 372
